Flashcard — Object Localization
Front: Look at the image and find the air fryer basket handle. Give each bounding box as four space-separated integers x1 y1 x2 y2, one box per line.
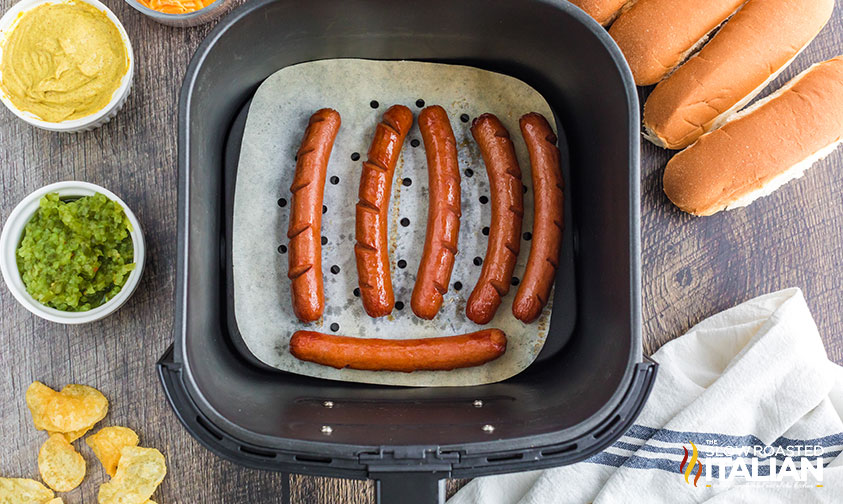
374 472 446 504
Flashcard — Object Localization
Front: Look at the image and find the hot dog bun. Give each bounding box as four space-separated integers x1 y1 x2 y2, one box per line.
609 0 745 86
663 56 843 216
570 0 635 26
644 0 834 150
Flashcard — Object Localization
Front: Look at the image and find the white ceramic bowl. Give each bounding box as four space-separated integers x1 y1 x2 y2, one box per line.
0 0 134 132
0 181 145 324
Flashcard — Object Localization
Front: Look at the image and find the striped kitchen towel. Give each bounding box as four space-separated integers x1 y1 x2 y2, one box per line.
449 288 843 503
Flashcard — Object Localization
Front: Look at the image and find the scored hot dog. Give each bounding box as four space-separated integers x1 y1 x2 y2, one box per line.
289 329 507 372
287 108 341 322
355 105 414 318
411 106 461 320
466 114 524 325
512 113 564 324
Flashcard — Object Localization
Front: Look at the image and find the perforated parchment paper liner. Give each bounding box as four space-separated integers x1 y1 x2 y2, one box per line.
232 59 563 386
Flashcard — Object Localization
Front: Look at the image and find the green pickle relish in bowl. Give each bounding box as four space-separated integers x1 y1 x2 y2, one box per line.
16 192 136 311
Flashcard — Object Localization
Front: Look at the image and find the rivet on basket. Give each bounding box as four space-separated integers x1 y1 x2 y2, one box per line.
321 425 333 435
482 424 495 433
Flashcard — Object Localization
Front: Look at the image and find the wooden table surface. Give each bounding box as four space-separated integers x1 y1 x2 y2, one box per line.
1 1 842 503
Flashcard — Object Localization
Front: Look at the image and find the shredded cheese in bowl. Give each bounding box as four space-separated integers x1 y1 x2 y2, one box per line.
137 0 213 14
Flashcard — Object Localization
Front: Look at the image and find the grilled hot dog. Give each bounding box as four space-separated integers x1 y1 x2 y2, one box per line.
287 108 341 322
289 329 507 372
512 113 564 324
466 114 524 325
411 106 462 320
355 105 414 318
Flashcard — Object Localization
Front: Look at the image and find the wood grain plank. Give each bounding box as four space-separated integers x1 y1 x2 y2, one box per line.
0 1 841 503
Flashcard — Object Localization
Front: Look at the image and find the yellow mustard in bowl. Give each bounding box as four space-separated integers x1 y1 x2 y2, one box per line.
0 1 128 122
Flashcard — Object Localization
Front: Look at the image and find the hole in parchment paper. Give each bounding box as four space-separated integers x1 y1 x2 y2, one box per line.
395 301 405 310
397 259 407 269
453 281 463 291
479 195 489 204
511 277 520 286
330 176 339 185
278 245 287 254
400 218 410 227
353 288 360 297
277 198 287 207
321 236 328 245
482 227 490 236
322 205 327 214
415 99 425 108
410 139 420 148
351 152 360 161
402 178 412 187
473 257 483 266
523 232 532 241
330 265 340 274
464 168 474 177
370 100 379 109
330 323 339 332
460 114 470 123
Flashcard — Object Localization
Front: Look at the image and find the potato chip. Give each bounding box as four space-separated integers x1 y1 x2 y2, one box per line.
38 434 86 492
86 426 140 477
50 384 109 431
0 477 54 503
98 447 166 504
25 382 60 432
25 382 108 433
46 499 64 504
50 426 92 443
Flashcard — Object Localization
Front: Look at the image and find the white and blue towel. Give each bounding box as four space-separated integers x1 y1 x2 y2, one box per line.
449 288 843 503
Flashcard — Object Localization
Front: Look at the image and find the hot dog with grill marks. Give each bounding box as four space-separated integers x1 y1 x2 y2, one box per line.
287 108 341 322
466 114 524 325
512 113 564 324
289 329 507 372
355 105 414 318
411 106 462 320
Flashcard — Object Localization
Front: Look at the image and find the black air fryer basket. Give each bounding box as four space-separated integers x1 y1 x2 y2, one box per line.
158 0 656 502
